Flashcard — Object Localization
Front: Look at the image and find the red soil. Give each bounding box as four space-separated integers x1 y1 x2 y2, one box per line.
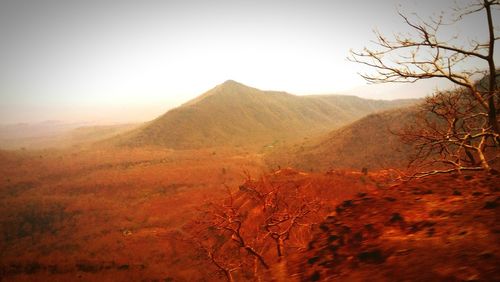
295 172 500 281
1 148 498 281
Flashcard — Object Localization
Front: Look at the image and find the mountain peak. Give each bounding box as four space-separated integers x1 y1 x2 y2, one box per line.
222 79 239 84
218 79 249 89
209 80 259 96
181 80 255 107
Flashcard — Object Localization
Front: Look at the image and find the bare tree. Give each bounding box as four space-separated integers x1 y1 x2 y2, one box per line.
349 0 499 176
192 177 320 281
196 241 241 282
402 89 499 177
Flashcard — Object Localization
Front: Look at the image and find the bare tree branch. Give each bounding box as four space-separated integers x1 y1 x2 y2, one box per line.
350 0 499 178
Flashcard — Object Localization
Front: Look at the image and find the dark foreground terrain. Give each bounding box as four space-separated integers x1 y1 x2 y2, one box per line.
0 148 498 281
295 172 500 281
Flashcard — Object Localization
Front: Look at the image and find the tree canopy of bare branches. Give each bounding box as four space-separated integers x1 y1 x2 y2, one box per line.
192 177 320 281
349 0 499 176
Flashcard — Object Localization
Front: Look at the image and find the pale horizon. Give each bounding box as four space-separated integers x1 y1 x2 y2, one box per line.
0 0 495 124
0 79 447 125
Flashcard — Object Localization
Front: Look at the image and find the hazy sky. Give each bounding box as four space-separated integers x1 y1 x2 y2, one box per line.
0 0 496 123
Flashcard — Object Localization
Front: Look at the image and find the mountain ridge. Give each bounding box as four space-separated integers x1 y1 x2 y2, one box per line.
110 81 420 149
265 105 419 171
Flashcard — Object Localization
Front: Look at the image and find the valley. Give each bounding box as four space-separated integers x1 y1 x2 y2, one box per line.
0 147 265 281
2 0 499 280
1 81 498 281
1 145 497 281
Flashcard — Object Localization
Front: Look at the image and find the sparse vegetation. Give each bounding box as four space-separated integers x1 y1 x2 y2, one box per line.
350 0 499 177
1 90 499 281
194 183 318 280
402 88 499 177
2 0 499 281
190 169 374 281
2 199 72 243
0 148 265 280
113 80 417 149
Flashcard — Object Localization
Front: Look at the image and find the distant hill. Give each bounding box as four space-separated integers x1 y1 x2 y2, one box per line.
0 121 92 140
0 122 137 150
267 74 500 172
265 105 419 171
112 80 418 149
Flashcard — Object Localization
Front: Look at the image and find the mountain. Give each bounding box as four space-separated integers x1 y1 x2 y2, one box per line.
266 73 500 172
265 105 419 171
111 80 418 149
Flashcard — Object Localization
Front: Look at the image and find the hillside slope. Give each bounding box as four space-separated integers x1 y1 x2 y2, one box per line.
112 80 417 149
296 172 500 281
266 106 419 171
269 74 500 172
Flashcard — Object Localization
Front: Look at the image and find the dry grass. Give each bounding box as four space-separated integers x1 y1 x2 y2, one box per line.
0 147 265 281
266 106 419 172
112 81 417 149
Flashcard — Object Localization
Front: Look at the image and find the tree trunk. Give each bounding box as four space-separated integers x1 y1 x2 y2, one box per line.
485 0 499 134
477 136 491 171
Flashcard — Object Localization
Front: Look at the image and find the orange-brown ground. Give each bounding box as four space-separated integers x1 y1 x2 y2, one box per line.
295 172 500 281
0 147 265 281
1 148 498 281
